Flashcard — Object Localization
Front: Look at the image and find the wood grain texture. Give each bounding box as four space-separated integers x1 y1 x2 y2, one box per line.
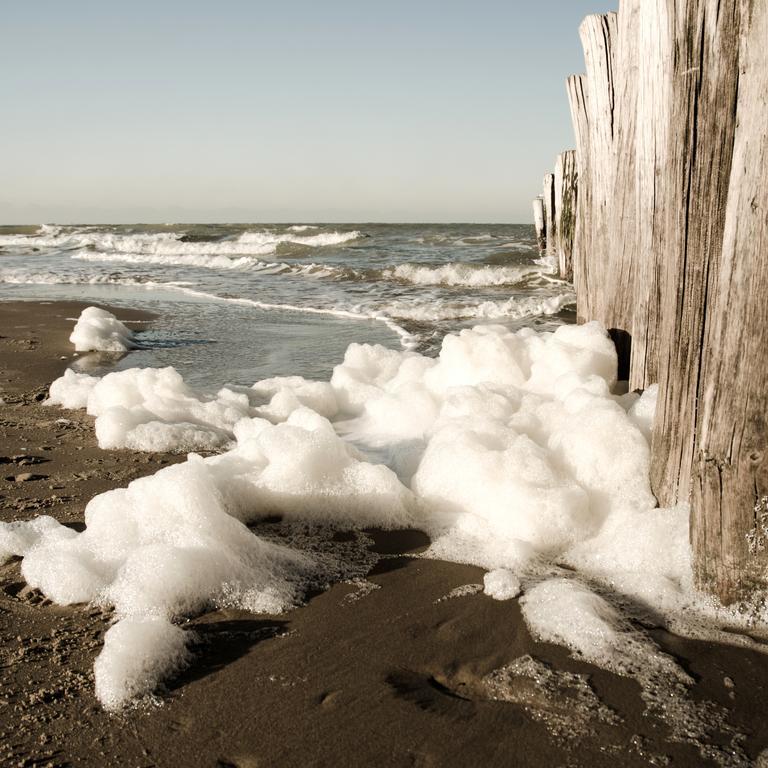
629 0 673 390
605 0 639 378
691 0 768 602
566 74 590 321
650 0 742 508
578 13 617 325
575 7 640 377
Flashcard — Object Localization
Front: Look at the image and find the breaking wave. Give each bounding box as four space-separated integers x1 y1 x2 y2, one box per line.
382 262 548 287
377 292 576 323
0 227 364 258
68 251 554 290
0 270 184 288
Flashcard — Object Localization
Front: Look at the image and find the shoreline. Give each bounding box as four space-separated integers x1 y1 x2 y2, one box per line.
0 300 156 399
1 300 767 767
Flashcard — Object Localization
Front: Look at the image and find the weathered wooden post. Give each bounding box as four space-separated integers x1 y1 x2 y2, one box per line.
650 0 743 509
628 0 672 392
577 9 636 378
605 0 639 379
566 74 590 321
575 13 616 327
543 173 556 257
532 196 546 251
690 0 768 603
553 150 577 282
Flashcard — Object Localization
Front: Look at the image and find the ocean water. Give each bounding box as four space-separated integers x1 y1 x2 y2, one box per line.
0 223 574 389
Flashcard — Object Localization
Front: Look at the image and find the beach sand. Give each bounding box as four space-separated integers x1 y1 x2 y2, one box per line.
1 300 767 767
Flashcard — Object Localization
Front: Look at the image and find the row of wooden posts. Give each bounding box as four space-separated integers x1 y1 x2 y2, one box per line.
534 0 768 604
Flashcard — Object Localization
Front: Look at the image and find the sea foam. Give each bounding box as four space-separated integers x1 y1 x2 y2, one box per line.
69 306 137 353
7 315 767 721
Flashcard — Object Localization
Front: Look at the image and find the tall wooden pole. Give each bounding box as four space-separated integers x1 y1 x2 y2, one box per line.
628 0 672 392
691 0 768 602
650 0 742 508
567 74 590 322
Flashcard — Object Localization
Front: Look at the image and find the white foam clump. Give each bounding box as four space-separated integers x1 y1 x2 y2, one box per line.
46 367 343 452
94 618 190 710
483 569 521 600
48 367 252 452
251 375 339 422
0 515 76 565
69 306 137 352
8 319 743 712
520 579 646 670
1 405 412 708
627 382 658 443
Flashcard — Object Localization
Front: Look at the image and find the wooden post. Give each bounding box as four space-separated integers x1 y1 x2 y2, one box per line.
542 173 556 256
554 151 577 282
605 0 639 379
650 0 743 508
567 74 590 321
532 196 546 251
691 0 768 603
577 9 639 378
577 12 616 328
628 0 673 391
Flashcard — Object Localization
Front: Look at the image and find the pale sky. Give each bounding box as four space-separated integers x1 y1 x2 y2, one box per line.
2 1 607 224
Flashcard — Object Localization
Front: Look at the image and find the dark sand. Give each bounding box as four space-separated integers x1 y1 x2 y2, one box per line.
1 300 767 767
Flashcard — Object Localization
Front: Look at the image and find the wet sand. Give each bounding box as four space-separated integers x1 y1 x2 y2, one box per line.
1 300 767 767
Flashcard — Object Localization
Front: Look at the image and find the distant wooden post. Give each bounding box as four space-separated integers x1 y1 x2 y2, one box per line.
566 74 590 321
554 150 577 281
542 173 556 256
532 196 546 251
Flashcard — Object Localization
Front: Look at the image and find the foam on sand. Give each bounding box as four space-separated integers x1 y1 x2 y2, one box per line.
69 306 137 352
95 618 191 711
483 569 522 600
6 318 768 724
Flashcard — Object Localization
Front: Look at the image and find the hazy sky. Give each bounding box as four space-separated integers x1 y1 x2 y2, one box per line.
2 1 608 224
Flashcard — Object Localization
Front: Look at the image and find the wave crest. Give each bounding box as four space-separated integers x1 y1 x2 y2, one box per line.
0 228 363 258
382 262 545 288
378 292 576 323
